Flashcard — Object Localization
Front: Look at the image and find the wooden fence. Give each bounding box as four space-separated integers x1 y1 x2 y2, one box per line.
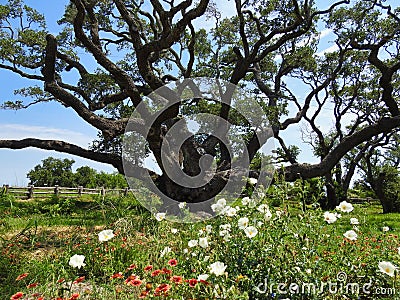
348 197 378 204
1 184 133 200
1 184 379 204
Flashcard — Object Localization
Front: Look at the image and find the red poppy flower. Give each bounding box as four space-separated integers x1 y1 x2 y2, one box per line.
132 279 143 286
168 259 178 267
170 275 183 284
69 293 80 300
57 278 65 283
15 273 28 281
144 265 153 271
187 278 198 287
155 283 171 293
151 269 162 277
27 282 38 288
162 268 172 275
124 275 137 285
125 276 142 286
10 292 23 300
73 276 85 284
110 272 124 279
127 263 137 270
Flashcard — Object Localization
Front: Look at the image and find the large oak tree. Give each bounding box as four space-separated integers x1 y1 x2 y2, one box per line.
0 0 399 207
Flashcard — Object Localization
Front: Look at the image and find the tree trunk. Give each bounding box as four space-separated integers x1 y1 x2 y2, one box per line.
325 173 339 210
378 194 395 214
374 188 395 213
373 172 396 213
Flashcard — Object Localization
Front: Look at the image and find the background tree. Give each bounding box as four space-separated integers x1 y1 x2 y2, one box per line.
356 132 400 213
0 0 399 207
27 157 75 187
95 171 128 189
74 166 98 188
300 46 399 208
27 157 128 188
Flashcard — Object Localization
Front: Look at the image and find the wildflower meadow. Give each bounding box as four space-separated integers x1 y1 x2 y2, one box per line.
1 183 400 300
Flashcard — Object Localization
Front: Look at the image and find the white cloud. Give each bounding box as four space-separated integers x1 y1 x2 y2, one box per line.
0 123 115 186
0 123 93 148
316 44 339 57
319 28 333 39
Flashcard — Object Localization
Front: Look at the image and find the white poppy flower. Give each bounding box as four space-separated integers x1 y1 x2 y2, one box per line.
198 274 209 281
209 261 227 276
378 261 397 277
323 211 337 224
343 230 357 241
244 226 258 238
248 178 258 185
238 217 249 229
336 201 354 213
69 254 86 269
350 218 359 225
98 229 114 242
199 237 209 248
155 212 166 221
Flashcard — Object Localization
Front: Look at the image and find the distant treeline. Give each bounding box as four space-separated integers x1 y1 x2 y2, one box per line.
27 157 127 188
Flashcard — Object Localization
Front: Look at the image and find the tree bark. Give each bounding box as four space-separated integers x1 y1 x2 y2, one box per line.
371 172 398 213
324 173 339 210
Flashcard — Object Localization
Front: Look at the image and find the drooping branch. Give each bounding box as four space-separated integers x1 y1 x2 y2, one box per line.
283 116 400 180
0 138 157 181
0 138 121 170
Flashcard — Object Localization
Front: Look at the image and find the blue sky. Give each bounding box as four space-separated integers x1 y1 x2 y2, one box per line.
0 0 342 186
0 0 117 185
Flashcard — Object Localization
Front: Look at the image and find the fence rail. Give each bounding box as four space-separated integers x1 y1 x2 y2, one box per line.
1 184 132 199
1 184 379 204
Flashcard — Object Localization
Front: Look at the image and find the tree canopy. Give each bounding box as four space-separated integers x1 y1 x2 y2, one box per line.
27 156 128 188
0 0 399 208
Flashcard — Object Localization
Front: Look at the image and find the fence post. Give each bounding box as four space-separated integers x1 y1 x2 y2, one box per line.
28 185 34 199
101 187 105 197
54 185 59 196
124 187 129 196
3 184 9 194
78 186 83 197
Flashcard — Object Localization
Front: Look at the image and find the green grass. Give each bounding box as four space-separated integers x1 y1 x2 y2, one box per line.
1 193 400 299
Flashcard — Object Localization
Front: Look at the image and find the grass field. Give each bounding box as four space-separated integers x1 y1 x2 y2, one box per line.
1 192 399 299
